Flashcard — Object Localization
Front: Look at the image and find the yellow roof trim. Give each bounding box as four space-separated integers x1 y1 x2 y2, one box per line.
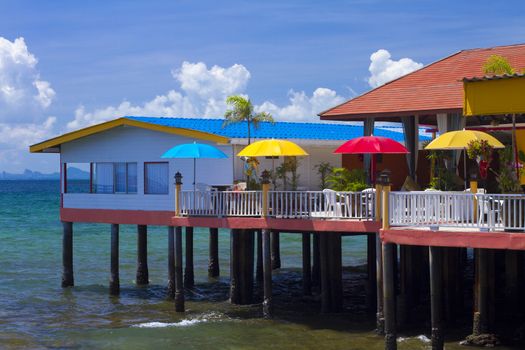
29 117 230 153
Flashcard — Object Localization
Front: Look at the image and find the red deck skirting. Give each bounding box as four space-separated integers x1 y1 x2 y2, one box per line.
381 228 525 250
59 208 381 232
60 208 174 225
171 217 381 233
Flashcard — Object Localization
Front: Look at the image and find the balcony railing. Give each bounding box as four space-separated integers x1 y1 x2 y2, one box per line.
179 190 376 220
389 192 525 231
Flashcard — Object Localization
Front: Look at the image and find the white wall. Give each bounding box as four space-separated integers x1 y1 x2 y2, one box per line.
62 125 233 211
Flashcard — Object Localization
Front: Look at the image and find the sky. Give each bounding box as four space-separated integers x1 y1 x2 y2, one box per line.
0 0 524 172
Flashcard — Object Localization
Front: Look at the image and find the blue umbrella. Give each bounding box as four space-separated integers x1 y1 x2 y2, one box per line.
161 142 228 193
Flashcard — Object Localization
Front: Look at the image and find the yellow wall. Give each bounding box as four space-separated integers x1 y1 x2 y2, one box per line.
464 76 525 116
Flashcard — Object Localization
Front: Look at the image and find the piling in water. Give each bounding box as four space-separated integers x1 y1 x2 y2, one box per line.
184 226 194 288
208 227 220 278
175 226 184 312
110 224 120 296
61 221 74 288
167 226 175 299
136 225 149 285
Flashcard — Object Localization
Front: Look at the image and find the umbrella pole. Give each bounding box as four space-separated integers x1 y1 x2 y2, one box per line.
464 149 467 190
513 114 519 180
370 154 376 185
193 158 196 210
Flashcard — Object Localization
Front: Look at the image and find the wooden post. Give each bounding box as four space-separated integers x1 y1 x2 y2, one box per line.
208 227 220 278
256 230 263 283
330 233 343 312
174 226 185 312
239 229 255 305
312 233 320 286
136 225 149 285
382 184 391 230
271 230 281 270
230 229 240 304
430 246 444 350
473 248 488 335
320 233 331 313
505 250 520 319
375 183 383 222
262 228 273 318
167 226 175 299
184 226 194 288
376 233 385 335
61 221 74 288
383 243 397 350
470 180 478 223
109 224 120 296
367 233 377 311
302 232 312 296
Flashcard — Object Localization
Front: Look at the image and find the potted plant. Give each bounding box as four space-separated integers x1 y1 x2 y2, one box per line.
466 139 493 181
315 162 333 189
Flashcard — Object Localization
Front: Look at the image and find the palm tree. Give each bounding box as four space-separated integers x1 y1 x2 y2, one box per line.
223 95 274 144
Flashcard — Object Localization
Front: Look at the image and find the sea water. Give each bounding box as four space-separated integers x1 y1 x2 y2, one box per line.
0 180 518 349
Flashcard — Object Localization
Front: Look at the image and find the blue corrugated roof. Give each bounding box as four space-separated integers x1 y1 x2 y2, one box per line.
126 116 431 142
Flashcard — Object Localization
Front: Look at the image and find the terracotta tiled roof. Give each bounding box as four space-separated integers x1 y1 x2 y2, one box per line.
320 44 525 121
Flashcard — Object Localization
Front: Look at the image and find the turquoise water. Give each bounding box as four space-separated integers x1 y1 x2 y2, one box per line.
0 180 517 349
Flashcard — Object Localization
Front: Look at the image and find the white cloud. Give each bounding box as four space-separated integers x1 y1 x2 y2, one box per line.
68 62 251 130
0 117 57 171
68 61 342 129
368 49 423 88
0 37 55 122
255 87 345 122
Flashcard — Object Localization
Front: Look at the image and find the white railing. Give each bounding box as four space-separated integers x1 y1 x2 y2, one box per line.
179 190 376 220
269 191 375 219
180 191 262 217
389 192 525 231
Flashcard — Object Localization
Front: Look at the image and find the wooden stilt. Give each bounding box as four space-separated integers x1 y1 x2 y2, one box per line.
473 248 488 335
430 246 444 350
184 226 194 288
208 227 220 278
61 221 74 288
367 233 377 311
262 228 273 318
271 230 281 270
136 225 149 285
302 232 312 296
256 230 263 283
230 229 240 304
109 223 120 296
320 233 331 313
398 245 409 327
383 243 397 350
312 233 320 287
239 229 255 305
376 233 385 335
174 226 185 312
167 227 175 299
330 233 343 312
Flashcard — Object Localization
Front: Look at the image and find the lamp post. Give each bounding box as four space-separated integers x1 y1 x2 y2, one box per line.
175 172 183 216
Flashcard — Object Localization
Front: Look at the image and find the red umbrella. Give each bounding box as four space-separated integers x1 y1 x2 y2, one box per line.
334 136 409 184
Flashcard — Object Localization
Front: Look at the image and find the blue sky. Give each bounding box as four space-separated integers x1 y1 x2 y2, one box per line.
0 0 524 172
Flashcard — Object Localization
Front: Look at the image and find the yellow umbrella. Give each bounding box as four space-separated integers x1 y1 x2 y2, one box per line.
237 139 308 187
237 139 308 157
425 130 504 188
425 130 504 150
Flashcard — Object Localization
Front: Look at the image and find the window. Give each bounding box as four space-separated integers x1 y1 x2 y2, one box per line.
65 163 91 193
93 162 137 194
94 163 114 193
127 163 138 193
145 162 169 194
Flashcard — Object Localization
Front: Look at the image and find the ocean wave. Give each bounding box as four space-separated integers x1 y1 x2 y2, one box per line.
133 319 204 328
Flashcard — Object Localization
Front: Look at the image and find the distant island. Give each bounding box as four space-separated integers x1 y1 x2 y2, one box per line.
0 167 90 180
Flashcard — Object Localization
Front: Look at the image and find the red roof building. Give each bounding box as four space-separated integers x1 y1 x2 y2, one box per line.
319 43 525 125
